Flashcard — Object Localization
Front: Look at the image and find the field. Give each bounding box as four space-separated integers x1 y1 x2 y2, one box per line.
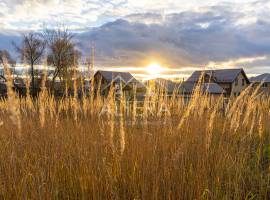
0 75 269 200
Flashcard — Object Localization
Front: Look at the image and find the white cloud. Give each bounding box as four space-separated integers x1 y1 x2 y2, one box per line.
207 56 268 68
0 0 268 31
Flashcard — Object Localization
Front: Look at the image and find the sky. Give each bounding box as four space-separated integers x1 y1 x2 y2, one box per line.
0 0 270 79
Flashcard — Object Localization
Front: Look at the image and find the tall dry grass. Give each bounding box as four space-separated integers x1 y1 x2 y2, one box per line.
0 65 269 199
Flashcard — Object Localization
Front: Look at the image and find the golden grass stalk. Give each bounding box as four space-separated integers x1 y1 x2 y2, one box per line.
117 82 126 156
2 57 22 136
0 67 269 199
39 73 47 128
132 84 137 126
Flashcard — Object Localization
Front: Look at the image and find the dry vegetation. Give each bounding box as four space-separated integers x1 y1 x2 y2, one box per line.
0 67 269 199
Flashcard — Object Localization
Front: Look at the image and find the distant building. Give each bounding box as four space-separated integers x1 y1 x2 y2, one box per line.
0 76 29 97
177 82 225 103
250 73 270 95
146 78 225 100
93 70 146 99
146 78 179 96
178 82 224 95
0 75 7 98
186 68 250 97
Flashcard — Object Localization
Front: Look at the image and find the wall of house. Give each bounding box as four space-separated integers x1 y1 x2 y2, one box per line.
94 73 138 98
252 82 270 95
209 94 225 104
231 72 249 97
136 87 146 97
217 83 231 97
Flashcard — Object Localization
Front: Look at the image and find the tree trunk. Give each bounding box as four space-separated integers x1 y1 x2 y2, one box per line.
51 70 59 95
31 62 35 97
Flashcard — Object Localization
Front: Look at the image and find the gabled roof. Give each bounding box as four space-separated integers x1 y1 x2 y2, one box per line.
186 68 249 84
178 82 224 94
95 70 146 90
96 70 134 84
202 83 225 94
125 78 145 89
178 82 195 93
147 78 179 93
250 73 270 83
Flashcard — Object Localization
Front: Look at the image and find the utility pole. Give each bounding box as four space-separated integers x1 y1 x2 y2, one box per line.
86 43 95 92
88 42 95 78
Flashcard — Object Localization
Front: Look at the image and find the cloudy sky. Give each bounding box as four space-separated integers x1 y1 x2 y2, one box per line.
0 0 270 79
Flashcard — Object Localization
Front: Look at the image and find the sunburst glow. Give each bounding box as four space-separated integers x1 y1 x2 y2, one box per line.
146 63 164 76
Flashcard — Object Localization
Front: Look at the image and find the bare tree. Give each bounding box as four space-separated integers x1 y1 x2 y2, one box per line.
13 32 46 96
0 50 16 67
44 28 81 91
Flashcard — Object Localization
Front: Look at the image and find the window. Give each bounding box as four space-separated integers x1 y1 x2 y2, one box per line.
234 92 237 97
242 79 245 86
262 83 268 88
235 78 238 86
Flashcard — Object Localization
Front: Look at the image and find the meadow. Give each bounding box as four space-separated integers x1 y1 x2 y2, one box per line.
0 68 269 200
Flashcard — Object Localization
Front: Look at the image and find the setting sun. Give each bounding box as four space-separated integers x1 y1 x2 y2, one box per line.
146 63 164 75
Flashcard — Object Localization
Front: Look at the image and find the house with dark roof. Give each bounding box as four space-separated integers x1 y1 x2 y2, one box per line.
146 78 225 99
177 82 225 103
250 73 270 95
0 75 7 98
0 76 32 98
146 78 179 96
178 82 224 95
93 70 146 98
186 68 250 97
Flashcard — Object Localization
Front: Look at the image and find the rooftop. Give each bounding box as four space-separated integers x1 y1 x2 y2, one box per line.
179 82 225 94
250 73 270 83
186 68 246 83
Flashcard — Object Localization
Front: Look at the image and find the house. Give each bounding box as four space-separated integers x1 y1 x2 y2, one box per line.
178 82 224 95
186 68 250 97
93 70 146 99
0 75 7 98
145 78 225 98
146 78 179 96
177 81 224 103
250 73 270 95
0 76 28 97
